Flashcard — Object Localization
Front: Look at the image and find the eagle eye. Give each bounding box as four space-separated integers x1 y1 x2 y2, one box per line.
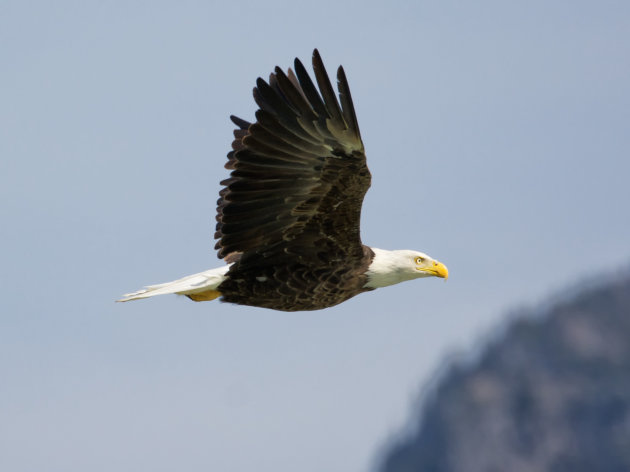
415 256 425 264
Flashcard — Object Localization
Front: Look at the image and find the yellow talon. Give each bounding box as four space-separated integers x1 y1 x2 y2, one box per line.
187 290 221 302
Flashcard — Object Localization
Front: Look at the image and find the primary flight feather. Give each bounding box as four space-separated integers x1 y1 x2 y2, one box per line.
118 50 448 311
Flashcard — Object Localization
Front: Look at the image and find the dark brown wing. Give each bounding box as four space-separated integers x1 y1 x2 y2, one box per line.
215 50 370 269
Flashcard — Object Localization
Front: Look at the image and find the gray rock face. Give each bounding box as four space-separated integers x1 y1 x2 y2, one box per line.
378 274 630 472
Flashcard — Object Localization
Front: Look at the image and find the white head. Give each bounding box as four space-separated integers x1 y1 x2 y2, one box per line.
364 248 449 289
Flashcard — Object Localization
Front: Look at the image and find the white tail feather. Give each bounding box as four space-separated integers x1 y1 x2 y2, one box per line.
117 265 231 302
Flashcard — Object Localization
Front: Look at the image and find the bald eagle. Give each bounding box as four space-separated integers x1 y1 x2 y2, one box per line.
118 50 448 311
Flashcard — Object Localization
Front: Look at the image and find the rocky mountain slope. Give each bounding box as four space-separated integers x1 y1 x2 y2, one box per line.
378 272 630 472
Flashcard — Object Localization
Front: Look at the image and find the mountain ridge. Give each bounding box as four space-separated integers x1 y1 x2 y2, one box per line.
377 269 630 472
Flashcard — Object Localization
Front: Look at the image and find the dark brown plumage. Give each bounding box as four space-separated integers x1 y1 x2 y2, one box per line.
118 50 449 308
213 49 374 311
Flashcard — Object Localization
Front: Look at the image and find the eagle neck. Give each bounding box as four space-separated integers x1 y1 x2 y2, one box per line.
363 247 412 289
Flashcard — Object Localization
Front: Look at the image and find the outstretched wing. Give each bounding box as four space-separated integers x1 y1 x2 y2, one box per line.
215 49 371 269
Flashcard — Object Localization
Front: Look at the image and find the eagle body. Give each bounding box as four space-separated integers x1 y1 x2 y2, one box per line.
118 50 448 310
216 246 375 311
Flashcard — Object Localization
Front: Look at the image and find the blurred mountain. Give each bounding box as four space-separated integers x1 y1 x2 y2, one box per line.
378 272 630 472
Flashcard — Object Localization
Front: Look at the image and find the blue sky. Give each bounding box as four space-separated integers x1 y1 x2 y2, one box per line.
2 1 629 471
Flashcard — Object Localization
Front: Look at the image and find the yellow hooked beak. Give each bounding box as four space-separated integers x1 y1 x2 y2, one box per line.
419 260 449 279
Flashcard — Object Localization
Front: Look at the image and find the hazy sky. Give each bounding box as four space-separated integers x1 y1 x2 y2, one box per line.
2 1 629 471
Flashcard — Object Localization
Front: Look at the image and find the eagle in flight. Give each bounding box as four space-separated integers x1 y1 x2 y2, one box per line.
118 50 448 311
